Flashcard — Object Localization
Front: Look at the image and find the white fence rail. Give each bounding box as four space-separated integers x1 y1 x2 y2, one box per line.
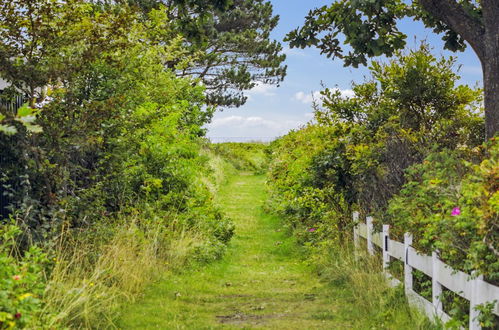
352 212 499 330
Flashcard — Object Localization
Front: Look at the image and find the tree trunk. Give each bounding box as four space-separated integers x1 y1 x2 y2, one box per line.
483 50 499 140
482 0 499 140
418 0 499 140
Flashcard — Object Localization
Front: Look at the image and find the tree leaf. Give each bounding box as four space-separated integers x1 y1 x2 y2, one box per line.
17 104 34 117
0 125 18 135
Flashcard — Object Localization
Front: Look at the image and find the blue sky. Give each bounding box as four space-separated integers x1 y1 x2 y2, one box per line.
205 0 483 142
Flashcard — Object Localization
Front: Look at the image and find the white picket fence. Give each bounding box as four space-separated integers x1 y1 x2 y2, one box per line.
352 212 499 329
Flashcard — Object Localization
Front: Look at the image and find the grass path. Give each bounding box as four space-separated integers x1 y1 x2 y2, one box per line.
118 173 347 329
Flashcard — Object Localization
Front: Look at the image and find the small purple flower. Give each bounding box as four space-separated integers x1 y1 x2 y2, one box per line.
451 207 461 216
308 228 317 232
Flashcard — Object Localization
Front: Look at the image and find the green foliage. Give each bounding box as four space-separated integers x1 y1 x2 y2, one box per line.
387 141 499 281
267 46 483 242
0 4 221 239
0 0 136 102
267 124 350 242
0 105 42 135
0 222 49 329
286 0 409 67
266 47 491 325
210 142 270 174
130 0 287 107
0 2 241 327
285 0 499 139
285 0 481 67
475 301 499 329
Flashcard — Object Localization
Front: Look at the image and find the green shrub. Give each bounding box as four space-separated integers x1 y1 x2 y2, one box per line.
0 6 237 328
210 142 269 174
0 222 49 329
265 45 491 326
388 140 499 281
267 46 484 245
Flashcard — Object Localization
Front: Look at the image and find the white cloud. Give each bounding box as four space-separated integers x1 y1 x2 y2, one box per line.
206 114 309 139
293 91 322 104
293 88 355 104
246 82 277 97
208 115 281 130
282 46 307 57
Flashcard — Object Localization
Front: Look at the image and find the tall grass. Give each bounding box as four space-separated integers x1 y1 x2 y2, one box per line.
38 217 203 328
34 149 236 328
209 142 269 174
200 148 237 195
309 241 440 329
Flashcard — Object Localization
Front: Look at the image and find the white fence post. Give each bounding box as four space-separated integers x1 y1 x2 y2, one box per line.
382 225 390 271
353 211 359 250
404 233 413 294
432 251 443 314
366 216 374 256
469 273 484 330
350 221 499 326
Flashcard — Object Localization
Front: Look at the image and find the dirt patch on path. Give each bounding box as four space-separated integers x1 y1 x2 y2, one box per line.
216 312 289 325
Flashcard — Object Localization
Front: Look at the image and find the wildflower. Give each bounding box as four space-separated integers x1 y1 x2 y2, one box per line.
12 275 21 281
19 293 32 301
451 207 461 216
14 312 21 319
308 228 317 232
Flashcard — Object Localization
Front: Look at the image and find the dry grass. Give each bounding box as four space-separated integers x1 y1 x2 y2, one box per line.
313 244 440 329
39 219 203 328
35 149 235 328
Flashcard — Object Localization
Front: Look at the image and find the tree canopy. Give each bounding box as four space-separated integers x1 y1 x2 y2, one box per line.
129 0 287 107
0 0 287 108
286 0 499 139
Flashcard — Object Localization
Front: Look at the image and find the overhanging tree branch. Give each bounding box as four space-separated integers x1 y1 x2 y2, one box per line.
418 0 485 60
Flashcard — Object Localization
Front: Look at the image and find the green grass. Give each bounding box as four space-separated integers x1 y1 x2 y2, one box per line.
117 172 433 329
118 173 349 329
209 143 269 174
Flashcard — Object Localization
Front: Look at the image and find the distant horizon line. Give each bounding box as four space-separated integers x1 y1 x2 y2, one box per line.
207 136 279 143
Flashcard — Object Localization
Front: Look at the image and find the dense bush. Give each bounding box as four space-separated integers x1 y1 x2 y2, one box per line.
267 124 348 242
268 45 484 239
266 45 494 326
388 141 498 282
0 4 237 327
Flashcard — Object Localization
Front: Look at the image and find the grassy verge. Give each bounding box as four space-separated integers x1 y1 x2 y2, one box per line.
307 241 439 329
27 149 237 328
209 142 269 174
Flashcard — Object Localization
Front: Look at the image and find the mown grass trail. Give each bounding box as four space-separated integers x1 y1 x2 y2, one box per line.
118 173 347 329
